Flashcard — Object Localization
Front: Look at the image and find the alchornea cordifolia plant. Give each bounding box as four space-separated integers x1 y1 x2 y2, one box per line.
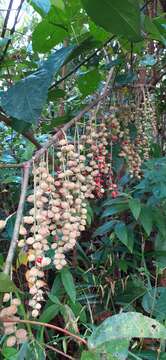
15 95 158 317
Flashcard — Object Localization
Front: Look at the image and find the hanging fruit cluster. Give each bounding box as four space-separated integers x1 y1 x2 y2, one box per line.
0 294 27 347
14 92 158 318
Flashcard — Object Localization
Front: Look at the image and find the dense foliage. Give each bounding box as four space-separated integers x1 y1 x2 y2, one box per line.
0 0 166 359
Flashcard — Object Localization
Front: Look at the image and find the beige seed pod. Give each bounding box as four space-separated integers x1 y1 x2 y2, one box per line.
38 271 45 278
58 173 65 179
61 202 69 209
36 280 46 288
0 220 6 231
6 335 16 347
32 309 39 318
54 214 60 221
41 196 48 203
3 293 10 303
27 195 34 203
38 228 50 236
36 200 43 208
33 242 42 250
35 303 42 310
16 328 27 340
29 286 38 295
7 305 17 316
40 182 48 191
51 243 58 249
55 263 63 270
29 267 39 276
26 237 35 245
18 239 25 248
28 254 36 262
47 210 54 218
19 225 27 236
59 139 67 146
62 212 70 220
43 245 49 251
29 299 36 307
79 225 85 231
11 298 21 306
41 257 51 266
36 189 43 197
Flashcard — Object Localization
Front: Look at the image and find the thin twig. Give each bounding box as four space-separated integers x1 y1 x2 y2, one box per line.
45 344 75 360
4 162 30 274
0 0 25 62
50 36 115 90
1 0 14 37
0 163 25 169
0 109 42 149
0 318 87 346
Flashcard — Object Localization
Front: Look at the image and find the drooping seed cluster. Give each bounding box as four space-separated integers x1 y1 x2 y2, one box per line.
16 98 158 317
0 294 27 347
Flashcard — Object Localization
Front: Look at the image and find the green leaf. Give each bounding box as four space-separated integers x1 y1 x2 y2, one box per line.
0 37 10 48
81 0 142 41
81 339 129 360
81 351 97 360
101 203 129 218
28 0 50 16
32 6 68 53
115 222 132 252
139 206 153 236
93 220 117 237
88 312 166 350
0 46 74 123
144 16 166 45
48 88 65 101
142 287 166 321
128 198 141 220
77 69 101 97
39 304 60 322
2 347 18 360
0 272 17 292
42 114 71 133
61 267 76 303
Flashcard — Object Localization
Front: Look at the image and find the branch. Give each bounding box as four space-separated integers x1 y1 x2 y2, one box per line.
50 36 115 90
0 318 87 346
45 344 74 360
0 110 42 150
0 0 25 62
1 0 14 38
0 163 24 169
4 163 30 274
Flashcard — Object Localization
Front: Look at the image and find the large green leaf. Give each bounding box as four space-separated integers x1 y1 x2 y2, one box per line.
139 206 153 236
32 6 68 53
115 222 133 252
60 267 76 303
0 46 74 123
81 339 129 359
128 198 141 220
142 287 166 321
39 304 60 322
81 0 142 41
93 220 117 237
144 16 166 45
88 312 166 350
